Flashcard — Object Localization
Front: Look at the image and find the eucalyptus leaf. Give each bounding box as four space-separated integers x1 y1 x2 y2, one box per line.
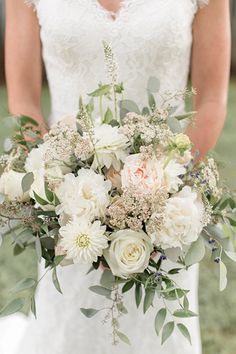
147 76 160 93
119 99 140 114
35 236 42 262
161 322 175 345
89 285 111 298
11 278 36 294
80 308 100 318
155 308 167 336
13 244 25 256
117 331 131 345
143 288 155 314
100 269 115 289
135 283 142 308
177 323 192 344
142 107 150 115
183 296 189 311
173 309 197 318
148 92 156 110
175 111 196 121
0 298 25 317
219 261 228 292
185 236 205 266
52 268 63 294
21 172 34 193
167 117 183 133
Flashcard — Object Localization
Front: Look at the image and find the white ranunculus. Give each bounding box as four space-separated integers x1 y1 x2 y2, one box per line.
25 142 48 172
103 229 153 278
59 218 108 264
0 171 30 202
29 169 55 211
149 186 204 249
92 124 129 171
55 169 111 220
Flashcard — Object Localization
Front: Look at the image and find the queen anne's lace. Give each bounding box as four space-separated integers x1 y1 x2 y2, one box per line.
17 1 205 353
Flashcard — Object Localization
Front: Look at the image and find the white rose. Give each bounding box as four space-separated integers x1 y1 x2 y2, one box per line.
103 229 153 278
55 169 111 220
0 171 30 202
149 186 204 249
91 124 129 171
29 169 55 211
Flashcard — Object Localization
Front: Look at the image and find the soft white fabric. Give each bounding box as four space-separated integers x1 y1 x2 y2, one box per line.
2 1 211 353
27 0 209 124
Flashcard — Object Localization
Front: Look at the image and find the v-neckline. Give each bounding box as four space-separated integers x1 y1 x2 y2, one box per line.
94 0 128 22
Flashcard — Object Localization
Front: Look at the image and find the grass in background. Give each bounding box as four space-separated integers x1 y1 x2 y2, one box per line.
0 83 236 353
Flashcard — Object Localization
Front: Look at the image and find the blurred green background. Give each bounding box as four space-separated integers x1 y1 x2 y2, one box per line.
0 83 236 354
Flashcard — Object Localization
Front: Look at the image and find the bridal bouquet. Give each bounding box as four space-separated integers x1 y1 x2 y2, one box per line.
0 42 236 346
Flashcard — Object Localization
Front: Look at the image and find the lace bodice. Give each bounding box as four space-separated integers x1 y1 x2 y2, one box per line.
26 0 209 123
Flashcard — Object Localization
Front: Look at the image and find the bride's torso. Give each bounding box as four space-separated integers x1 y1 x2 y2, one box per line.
31 0 205 123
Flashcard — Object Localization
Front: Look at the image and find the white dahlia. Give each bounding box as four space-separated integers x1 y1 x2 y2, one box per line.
149 186 204 249
55 169 111 220
92 124 129 171
59 219 108 264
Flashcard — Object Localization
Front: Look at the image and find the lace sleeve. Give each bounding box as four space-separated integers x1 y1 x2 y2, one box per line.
197 0 209 8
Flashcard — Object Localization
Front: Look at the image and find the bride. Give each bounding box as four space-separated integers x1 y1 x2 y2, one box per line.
2 0 230 353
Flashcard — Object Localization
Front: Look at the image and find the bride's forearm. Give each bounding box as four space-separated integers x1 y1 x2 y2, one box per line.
186 101 227 159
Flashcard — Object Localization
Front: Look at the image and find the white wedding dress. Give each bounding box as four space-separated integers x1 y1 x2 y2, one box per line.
1 1 209 353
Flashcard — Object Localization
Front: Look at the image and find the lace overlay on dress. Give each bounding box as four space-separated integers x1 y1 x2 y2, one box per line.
23 0 209 123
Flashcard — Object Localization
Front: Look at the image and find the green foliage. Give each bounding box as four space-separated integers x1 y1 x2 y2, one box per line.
80 308 100 318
